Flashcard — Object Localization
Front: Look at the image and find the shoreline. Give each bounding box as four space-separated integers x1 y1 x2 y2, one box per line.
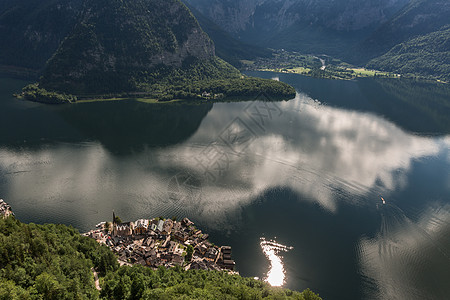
16 92 295 105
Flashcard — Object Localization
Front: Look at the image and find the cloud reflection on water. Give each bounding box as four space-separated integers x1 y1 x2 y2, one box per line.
151 94 445 220
358 203 450 299
1 93 449 299
0 94 448 229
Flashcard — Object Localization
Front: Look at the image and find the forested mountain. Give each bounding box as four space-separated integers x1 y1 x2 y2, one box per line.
354 0 450 64
39 0 221 94
0 0 296 100
0 0 269 72
1 0 448 89
185 0 410 55
15 0 292 100
185 0 449 80
366 26 450 82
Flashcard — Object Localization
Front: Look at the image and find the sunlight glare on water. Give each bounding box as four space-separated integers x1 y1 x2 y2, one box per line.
260 238 293 287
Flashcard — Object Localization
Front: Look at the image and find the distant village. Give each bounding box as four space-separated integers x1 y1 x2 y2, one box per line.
83 213 236 273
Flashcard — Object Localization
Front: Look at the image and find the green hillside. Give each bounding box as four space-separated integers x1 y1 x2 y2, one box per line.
353 0 450 64
0 216 321 299
0 216 116 299
366 26 450 82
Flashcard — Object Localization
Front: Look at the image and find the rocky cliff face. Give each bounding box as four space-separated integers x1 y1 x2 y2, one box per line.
184 0 410 55
40 0 218 93
186 0 409 34
185 0 266 33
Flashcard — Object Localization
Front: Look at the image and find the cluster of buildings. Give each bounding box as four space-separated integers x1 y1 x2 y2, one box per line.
0 199 13 218
84 214 236 272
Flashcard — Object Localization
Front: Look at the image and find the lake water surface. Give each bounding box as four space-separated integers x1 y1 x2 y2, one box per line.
1 72 449 299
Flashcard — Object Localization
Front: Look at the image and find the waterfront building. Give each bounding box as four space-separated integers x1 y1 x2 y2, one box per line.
134 219 149 235
113 222 134 236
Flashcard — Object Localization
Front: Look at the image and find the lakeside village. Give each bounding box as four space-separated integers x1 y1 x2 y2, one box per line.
0 200 235 273
83 212 237 273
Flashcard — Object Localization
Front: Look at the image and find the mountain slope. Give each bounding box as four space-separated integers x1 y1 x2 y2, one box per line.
366 26 450 81
183 2 271 67
0 0 82 70
35 0 295 100
40 0 229 94
0 0 268 74
185 0 409 56
353 0 450 64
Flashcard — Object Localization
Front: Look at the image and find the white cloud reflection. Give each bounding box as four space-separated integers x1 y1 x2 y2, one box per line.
0 94 448 230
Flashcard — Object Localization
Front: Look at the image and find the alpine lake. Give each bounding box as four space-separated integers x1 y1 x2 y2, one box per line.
1 71 449 300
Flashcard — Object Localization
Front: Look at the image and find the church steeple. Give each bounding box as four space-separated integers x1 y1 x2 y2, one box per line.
113 210 116 225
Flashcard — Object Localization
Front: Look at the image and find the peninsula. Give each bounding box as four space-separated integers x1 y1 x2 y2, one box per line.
83 214 236 272
19 0 295 104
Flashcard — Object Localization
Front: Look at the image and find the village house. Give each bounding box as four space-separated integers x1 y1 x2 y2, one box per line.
195 243 209 256
173 231 189 242
162 219 174 235
220 246 235 270
182 217 193 227
88 230 103 240
143 237 154 248
171 254 184 266
204 247 219 262
173 221 182 233
190 260 208 270
113 222 134 236
156 219 164 232
168 241 178 254
222 259 236 270
134 219 149 235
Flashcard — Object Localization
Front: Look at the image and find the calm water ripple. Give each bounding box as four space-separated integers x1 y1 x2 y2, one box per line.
0 74 449 299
